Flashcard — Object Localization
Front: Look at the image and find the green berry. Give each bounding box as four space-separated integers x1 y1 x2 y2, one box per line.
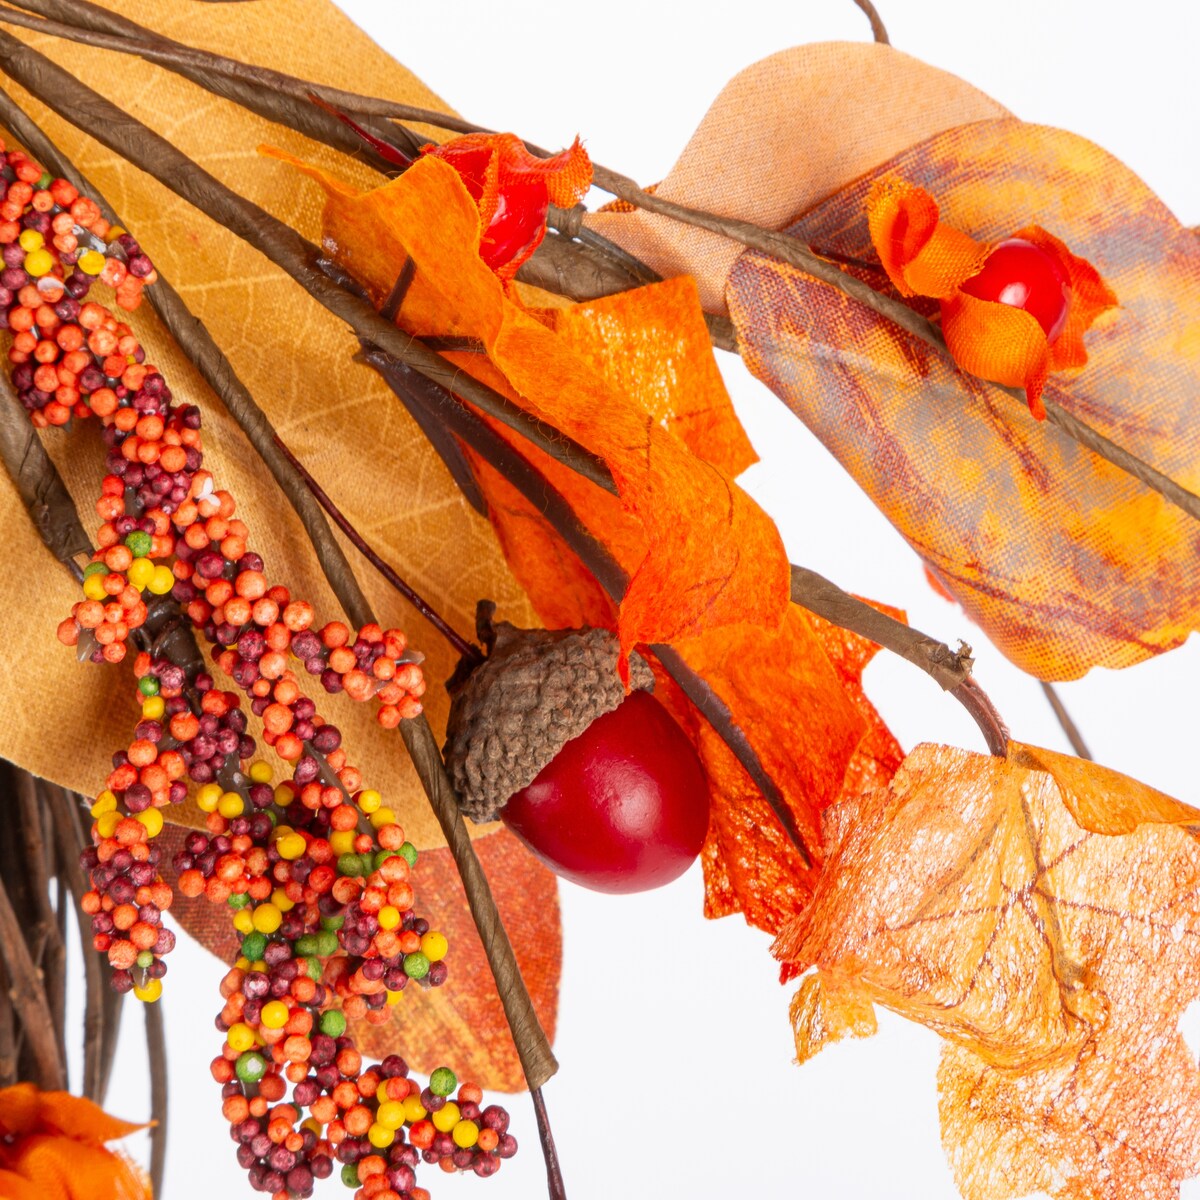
137 675 160 697
241 931 267 962
320 912 345 932
307 957 323 981
320 1010 347 1038
294 934 319 956
83 561 108 578
341 1163 359 1188
235 1051 267 1084
403 951 430 980
124 529 152 558
227 892 250 910
429 1067 457 1097
336 853 365 877
136 949 154 969
373 850 398 870
399 841 418 867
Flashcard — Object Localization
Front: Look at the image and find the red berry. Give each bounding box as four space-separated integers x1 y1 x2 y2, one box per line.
960 238 1070 341
501 690 709 893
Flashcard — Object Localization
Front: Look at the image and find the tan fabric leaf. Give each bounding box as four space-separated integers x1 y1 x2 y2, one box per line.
775 743 1200 1200
587 42 1007 314
0 0 529 846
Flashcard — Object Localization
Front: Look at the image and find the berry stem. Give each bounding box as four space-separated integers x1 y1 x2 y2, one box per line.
851 0 890 43
1040 681 1092 760
531 1085 568 1200
143 993 168 1199
271 431 483 666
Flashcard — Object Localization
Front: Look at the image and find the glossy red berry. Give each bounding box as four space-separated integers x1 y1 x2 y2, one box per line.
960 238 1071 341
500 689 709 894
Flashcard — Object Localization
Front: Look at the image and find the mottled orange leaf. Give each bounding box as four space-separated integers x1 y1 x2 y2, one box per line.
0 1083 149 1200
273 151 790 677
730 118 1200 680
775 742 1200 1200
160 825 560 1092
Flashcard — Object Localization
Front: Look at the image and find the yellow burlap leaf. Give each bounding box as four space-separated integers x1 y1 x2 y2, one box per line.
0 0 530 847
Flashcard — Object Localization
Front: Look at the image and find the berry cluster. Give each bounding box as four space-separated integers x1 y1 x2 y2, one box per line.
0 137 518 1198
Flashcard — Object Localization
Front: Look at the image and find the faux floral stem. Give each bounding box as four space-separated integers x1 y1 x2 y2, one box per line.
271 431 483 666
851 0 890 43
1040 682 1092 760
144 996 167 1200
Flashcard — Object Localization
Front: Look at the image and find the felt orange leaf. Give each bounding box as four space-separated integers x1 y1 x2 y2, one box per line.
269 149 791 678
866 178 1116 417
160 824 559 1091
729 118 1200 681
0 1083 149 1200
774 742 1200 1200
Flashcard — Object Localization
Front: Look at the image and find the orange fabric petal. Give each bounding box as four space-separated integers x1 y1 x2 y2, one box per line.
277 153 790 676
866 178 989 298
940 290 1050 418
0 1085 143 1144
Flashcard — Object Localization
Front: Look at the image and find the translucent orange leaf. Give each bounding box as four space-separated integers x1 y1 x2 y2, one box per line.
775 743 1200 1200
729 118 1200 680
159 825 560 1092
277 152 791 676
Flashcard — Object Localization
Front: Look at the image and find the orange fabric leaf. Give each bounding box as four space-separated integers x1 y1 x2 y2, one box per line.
274 151 790 676
775 742 1200 1200
866 178 988 298
729 117 1200 680
160 825 559 1091
0 1085 149 1200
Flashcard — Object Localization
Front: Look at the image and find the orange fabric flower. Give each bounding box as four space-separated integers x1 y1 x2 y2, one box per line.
866 178 1116 418
0 1083 149 1200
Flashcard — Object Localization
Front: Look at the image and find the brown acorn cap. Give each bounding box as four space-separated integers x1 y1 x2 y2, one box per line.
444 601 654 823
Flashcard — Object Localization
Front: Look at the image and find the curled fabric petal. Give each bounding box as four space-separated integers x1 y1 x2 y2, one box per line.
866 178 988 298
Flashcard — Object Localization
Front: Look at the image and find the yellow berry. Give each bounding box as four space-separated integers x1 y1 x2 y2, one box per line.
82 573 108 601
227 1023 256 1053
367 1123 395 1149
196 782 222 813
386 989 404 1007
141 696 165 720
260 1000 289 1030
377 906 400 932
252 904 282 934
234 956 251 971
452 1120 479 1149
273 784 292 807
96 811 121 839
147 565 175 595
369 808 396 829
18 229 43 252
275 832 306 861
134 978 163 1003
135 807 164 838
420 931 448 962
90 791 117 818
248 761 273 784
218 792 244 819
401 1095 426 1122
77 249 106 275
431 1102 460 1133
271 888 294 913
357 789 382 814
376 1101 406 1131
127 558 155 589
329 830 356 856
23 248 53 277
232 909 254 935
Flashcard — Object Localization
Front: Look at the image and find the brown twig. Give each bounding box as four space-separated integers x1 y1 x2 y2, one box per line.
144 995 168 1199
270 432 482 666
530 1086 566 1200
851 0 890 43
0 957 15 1087
1040 681 1092 760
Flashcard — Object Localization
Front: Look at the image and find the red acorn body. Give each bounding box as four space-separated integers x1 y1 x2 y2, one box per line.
960 237 1071 340
444 608 710 894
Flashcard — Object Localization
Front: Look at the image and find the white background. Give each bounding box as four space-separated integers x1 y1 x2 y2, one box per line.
95 3 1200 1198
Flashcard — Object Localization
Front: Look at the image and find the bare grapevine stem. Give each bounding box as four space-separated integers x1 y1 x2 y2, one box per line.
1040 681 1092 760
851 0 890 43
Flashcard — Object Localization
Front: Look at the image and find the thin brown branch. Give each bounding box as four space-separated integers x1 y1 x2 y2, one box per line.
530 1086 567 1200
0 957 14 1087
851 0 890 43
1040 681 1092 760
144 996 167 1199
271 432 482 665
0 869 64 1088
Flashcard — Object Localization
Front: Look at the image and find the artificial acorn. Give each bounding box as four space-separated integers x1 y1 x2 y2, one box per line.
444 603 710 893
960 237 1071 340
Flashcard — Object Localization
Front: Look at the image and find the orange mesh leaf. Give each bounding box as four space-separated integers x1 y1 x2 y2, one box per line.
866 178 987 298
729 117 1200 680
775 743 1200 1200
940 290 1050 417
159 825 560 1091
274 153 790 676
789 972 878 1065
